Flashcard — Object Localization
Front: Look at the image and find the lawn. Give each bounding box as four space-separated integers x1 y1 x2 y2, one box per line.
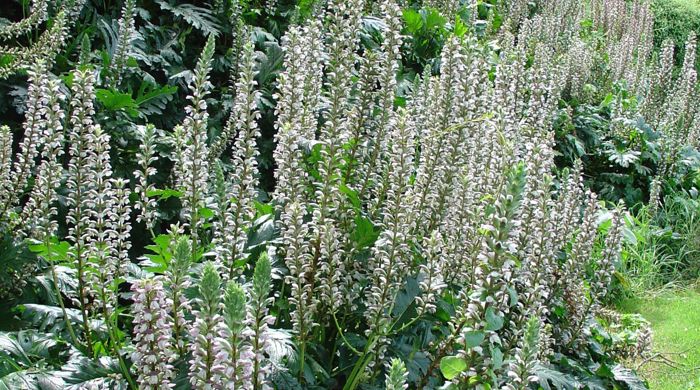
619 286 700 389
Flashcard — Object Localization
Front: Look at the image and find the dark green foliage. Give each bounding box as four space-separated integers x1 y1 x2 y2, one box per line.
0 232 37 299
651 0 700 68
0 0 691 388
555 86 662 207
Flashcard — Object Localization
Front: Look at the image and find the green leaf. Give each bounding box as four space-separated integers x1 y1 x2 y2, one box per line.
453 15 468 37
17 304 82 335
339 184 361 211
600 92 614 108
157 1 222 36
403 9 422 33
29 239 70 263
424 9 446 31
143 234 173 273
254 200 274 217
605 148 640 168
491 346 504 369
59 355 125 389
0 54 14 68
0 233 38 291
0 331 65 390
440 356 467 380
271 371 303 390
594 363 613 378
464 331 485 349
434 306 451 322
485 307 504 331
612 365 646 390
199 207 215 219
135 82 177 116
534 363 580 390
32 266 78 306
0 332 32 366
95 89 139 117
351 216 379 249
391 276 420 317
247 214 276 250
621 225 637 246
146 188 182 200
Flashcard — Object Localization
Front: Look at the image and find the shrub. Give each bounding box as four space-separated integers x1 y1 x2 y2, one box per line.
651 0 700 67
2 0 694 388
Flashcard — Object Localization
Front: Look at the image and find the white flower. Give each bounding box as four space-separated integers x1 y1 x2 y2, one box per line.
134 125 159 231
211 41 262 280
131 278 176 389
111 0 137 84
174 35 216 247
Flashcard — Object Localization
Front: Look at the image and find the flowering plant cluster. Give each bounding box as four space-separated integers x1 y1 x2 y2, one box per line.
1 0 691 388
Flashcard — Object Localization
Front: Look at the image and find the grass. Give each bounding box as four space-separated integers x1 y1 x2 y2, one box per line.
622 195 700 295
618 285 700 389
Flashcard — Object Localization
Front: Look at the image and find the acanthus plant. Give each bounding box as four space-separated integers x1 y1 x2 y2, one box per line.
552 0 700 207
0 0 661 388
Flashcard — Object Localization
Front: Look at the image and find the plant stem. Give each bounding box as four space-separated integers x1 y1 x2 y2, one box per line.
101 294 137 389
343 337 377 390
418 318 468 389
332 311 361 355
46 239 80 348
298 330 306 382
75 243 93 357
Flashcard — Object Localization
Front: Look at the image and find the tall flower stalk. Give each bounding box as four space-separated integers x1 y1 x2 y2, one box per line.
384 358 408 390
134 124 159 234
189 262 226 388
131 278 176 389
359 0 403 202
111 0 136 86
17 74 81 350
272 21 324 378
249 252 274 389
307 0 364 330
211 41 262 280
174 35 216 257
164 236 193 357
346 109 416 389
19 75 65 238
1 60 49 219
0 0 49 40
504 317 541 390
221 280 254 389
65 66 99 354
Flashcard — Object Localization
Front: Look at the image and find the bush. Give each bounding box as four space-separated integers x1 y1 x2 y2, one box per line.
651 0 700 66
3 0 697 388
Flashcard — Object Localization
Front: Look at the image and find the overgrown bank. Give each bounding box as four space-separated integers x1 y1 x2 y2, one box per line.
0 0 699 389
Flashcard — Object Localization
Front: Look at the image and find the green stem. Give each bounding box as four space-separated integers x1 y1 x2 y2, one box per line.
75 243 93 357
46 240 80 348
332 311 361 355
298 330 306 382
171 289 187 357
342 337 377 390
252 302 264 389
418 317 468 388
389 313 422 335
101 296 136 389
190 208 199 264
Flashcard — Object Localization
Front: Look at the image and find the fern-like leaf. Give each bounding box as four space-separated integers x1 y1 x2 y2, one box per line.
157 1 222 37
